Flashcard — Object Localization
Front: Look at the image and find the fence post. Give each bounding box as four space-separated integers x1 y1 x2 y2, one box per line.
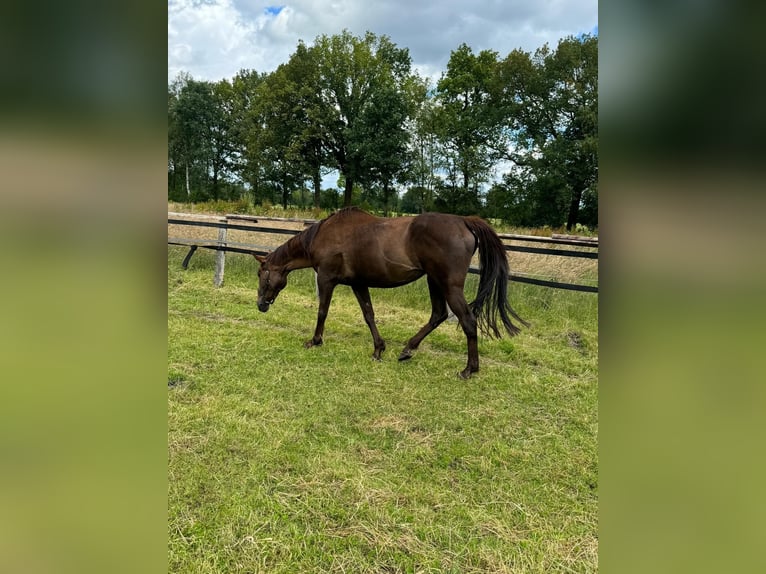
213 218 227 287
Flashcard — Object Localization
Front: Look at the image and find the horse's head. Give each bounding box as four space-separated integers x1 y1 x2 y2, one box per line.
254 254 288 312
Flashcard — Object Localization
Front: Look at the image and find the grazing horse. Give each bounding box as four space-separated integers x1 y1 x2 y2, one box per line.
254 207 527 378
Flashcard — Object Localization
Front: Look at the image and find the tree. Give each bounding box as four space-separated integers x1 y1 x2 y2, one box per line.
483 163 564 227
180 78 216 199
167 34 597 221
496 35 598 229
168 73 211 200
168 79 184 199
435 44 504 213
405 76 440 212
312 30 414 207
208 79 239 199
256 68 305 208
353 83 411 214
167 73 240 201
228 69 267 201
274 42 329 209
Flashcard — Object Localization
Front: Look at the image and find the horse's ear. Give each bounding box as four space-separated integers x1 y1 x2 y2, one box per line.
254 253 267 264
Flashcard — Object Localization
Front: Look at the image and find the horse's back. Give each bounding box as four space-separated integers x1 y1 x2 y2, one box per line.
310 209 474 284
311 209 418 285
408 213 476 267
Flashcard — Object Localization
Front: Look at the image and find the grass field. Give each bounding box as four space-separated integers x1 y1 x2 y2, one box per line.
168 245 598 573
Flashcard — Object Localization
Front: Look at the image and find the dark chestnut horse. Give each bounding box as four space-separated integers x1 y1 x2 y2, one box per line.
254 207 527 378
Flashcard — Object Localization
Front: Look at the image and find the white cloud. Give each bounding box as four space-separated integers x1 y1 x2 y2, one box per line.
168 0 597 82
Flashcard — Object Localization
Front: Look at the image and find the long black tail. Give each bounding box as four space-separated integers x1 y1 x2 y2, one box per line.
464 217 529 338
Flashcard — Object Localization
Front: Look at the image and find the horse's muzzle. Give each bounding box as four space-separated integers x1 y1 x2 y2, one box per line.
257 299 273 312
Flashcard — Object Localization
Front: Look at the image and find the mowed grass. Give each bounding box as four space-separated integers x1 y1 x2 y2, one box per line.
168 246 598 573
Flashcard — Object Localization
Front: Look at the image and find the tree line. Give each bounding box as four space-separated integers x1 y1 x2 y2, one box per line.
168 30 597 229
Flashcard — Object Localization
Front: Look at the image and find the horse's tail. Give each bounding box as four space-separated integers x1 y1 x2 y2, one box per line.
463 217 529 338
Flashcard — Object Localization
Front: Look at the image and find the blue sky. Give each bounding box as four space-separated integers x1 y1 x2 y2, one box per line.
168 0 598 83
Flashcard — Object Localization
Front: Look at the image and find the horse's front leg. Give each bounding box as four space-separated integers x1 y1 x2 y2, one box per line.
305 277 336 349
352 285 386 361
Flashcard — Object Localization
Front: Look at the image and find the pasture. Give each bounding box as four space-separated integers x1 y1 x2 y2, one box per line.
168 243 598 573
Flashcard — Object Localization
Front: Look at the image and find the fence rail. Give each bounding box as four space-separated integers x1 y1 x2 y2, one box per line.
168 212 598 293
498 232 598 247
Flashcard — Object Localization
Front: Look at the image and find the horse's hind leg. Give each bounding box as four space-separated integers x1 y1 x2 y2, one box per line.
352 285 386 360
443 286 479 379
399 276 449 361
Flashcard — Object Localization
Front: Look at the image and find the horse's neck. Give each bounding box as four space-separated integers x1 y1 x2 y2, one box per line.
281 236 312 271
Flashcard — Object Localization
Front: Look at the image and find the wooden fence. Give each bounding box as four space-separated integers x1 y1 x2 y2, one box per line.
168 212 598 293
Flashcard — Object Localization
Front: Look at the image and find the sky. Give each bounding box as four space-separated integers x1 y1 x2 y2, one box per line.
168 0 598 84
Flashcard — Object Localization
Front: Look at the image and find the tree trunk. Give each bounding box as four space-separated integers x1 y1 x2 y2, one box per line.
566 186 584 231
185 163 191 198
312 168 321 209
282 174 288 209
383 180 390 216
344 176 354 207
211 168 219 200
169 161 176 194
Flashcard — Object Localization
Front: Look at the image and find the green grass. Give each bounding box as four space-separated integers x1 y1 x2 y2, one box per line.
168 247 598 573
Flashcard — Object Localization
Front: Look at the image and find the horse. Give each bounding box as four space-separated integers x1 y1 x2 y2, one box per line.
254 207 527 378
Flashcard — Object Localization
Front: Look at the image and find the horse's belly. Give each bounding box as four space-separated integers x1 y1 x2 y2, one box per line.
367 271 424 288
336 240 423 287
345 267 423 288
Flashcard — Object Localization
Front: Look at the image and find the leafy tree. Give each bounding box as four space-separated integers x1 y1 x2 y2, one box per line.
319 187 341 210
292 44 330 210
496 35 598 228
256 62 310 208
230 69 265 199
435 44 504 213
208 79 239 199
406 77 441 212
167 34 597 221
353 82 411 214
400 186 427 214
261 42 330 208
168 80 183 200
228 69 267 201
312 30 414 207
167 73 240 201
168 73 211 200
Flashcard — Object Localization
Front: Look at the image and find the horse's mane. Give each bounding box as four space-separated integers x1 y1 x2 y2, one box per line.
268 207 369 265
332 206 366 219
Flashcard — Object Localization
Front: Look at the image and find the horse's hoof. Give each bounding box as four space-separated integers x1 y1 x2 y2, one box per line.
372 343 385 361
458 368 475 380
304 339 322 349
398 349 413 361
